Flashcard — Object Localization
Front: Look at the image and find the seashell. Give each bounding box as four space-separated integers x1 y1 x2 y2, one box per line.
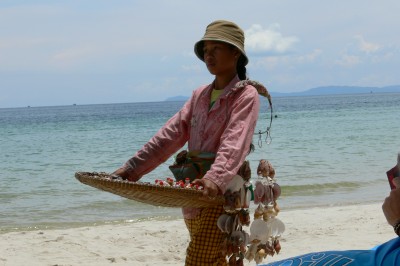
262 205 277 221
229 254 236 265
249 219 270 243
257 248 266 257
238 209 250 226
269 166 276 178
231 243 240 254
243 231 250 246
237 160 251 181
225 215 234 234
236 258 244 266
254 211 263 220
266 217 285 238
254 250 264 265
254 181 265 204
223 191 236 213
265 241 275 256
230 231 245 245
257 159 268 177
240 186 249 209
244 242 258 262
234 190 242 210
272 183 281 200
231 214 241 233
274 239 281 254
257 159 275 178
225 175 245 193
217 214 230 233
254 204 264 220
254 212 263 220
263 184 274 205
240 243 247 253
274 202 280 214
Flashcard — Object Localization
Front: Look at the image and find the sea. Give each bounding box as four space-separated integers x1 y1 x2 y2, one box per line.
1 93 399 233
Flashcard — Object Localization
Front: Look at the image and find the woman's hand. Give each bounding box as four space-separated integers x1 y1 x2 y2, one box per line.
111 167 131 180
192 178 221 199
382 187 400 226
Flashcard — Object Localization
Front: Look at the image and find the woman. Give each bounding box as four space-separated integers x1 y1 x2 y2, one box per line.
113 20 266 265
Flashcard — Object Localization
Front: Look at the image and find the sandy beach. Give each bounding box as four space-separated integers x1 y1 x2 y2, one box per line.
0 203 396 266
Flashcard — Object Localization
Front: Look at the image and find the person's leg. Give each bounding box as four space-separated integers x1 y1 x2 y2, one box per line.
184 206 227 266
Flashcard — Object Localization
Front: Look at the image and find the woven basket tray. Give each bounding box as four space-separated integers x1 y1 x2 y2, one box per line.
75 172 225 208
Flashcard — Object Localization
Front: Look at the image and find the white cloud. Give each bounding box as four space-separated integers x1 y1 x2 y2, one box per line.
335 54 361 66
354 35 380 54
250 49 322 71
296 49 322 63
245 23 298 55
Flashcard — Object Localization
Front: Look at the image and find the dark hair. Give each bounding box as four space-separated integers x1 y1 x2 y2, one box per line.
237 56 253 153
228 45 253 153
228 44 247 80
248 143 255 154
237 56 247 81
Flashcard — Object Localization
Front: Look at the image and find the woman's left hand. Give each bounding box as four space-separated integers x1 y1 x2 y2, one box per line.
192 178 221 200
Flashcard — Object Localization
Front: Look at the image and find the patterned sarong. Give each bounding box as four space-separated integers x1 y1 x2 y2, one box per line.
184 206 227 266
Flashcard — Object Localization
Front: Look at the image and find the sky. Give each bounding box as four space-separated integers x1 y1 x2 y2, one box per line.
0 0 399 108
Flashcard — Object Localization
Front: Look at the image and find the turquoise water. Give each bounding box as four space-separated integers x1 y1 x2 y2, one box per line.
1 93 399 232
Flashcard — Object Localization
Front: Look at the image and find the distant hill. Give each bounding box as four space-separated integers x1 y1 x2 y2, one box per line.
164 96 190 101
270 85 400 97
164 85 400 101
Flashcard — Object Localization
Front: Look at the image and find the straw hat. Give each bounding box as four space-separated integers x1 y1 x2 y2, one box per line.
194 20 248 66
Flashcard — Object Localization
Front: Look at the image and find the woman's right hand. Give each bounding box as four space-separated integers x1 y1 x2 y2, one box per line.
192 178 221 200
111 167 131 180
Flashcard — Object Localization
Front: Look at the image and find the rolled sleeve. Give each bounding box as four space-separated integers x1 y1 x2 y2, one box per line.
122 95 194 181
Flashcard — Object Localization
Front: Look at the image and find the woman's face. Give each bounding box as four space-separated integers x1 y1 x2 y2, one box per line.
203 41 240 77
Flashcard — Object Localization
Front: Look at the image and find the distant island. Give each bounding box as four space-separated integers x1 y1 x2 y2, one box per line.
164 96 190 101
270 85 400 97
165 85 400 101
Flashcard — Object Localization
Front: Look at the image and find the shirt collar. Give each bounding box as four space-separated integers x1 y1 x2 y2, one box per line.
209 75 241 96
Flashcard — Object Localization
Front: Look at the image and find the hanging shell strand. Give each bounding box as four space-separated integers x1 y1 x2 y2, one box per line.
245 159 285 265
218 159 285 265
218 164 252 265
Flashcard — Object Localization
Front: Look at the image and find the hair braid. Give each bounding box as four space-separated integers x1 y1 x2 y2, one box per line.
237 56 247 80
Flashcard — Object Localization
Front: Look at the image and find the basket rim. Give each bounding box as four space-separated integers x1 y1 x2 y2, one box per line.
75 171 225 208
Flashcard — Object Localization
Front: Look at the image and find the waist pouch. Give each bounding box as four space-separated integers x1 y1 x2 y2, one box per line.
169 150 215 182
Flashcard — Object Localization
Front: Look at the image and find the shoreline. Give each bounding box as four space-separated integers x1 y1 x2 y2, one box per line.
0 214 184 235
0 199 384 234
0 202 396 265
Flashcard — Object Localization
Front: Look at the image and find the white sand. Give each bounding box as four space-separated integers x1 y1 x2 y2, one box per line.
0 203 395 266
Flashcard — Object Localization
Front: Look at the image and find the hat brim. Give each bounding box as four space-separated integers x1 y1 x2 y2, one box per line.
194 38 248 66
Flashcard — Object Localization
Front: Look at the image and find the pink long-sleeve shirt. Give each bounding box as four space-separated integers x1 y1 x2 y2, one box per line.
122 75 260 218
